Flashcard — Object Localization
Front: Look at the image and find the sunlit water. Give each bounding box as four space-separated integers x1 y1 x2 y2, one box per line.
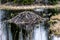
52 35 60 40
33 8 48 40
33 24 48 40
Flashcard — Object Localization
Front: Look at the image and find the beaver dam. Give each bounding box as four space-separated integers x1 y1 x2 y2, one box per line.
0 8 60 40
0 10 49 40
0 0 60 40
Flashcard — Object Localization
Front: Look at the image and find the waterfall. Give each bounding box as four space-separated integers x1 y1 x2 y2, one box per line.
0 10 12 40
33 8 48 40
0 10 7 40
33 24 48 40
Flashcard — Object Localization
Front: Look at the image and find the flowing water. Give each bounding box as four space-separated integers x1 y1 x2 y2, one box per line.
51 35 60 40
0 9 60 40
33 8 48 40
0 10 12 40
0 10 7 40
8 24 12 40
33 24 48 40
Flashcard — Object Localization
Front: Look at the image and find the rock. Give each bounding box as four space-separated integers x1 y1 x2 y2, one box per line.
49 14 60 36
51 14 60 20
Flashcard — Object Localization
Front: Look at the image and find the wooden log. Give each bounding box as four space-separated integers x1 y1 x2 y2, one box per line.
0 4 60 10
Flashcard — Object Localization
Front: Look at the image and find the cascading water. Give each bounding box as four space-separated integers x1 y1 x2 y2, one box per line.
0 10 7 40
8 24 12 40
33 24 48 40
0 10 12 40
33 8 48 40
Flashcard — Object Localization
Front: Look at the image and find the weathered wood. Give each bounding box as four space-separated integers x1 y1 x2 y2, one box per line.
7 11 41 24
0 4 60 10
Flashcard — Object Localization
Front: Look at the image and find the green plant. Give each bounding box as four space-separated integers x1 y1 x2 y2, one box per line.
48 0 58 5
13 0 34 5
21 0 34 5
48 8 58 16
7 0 8 2
13 0 18 4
